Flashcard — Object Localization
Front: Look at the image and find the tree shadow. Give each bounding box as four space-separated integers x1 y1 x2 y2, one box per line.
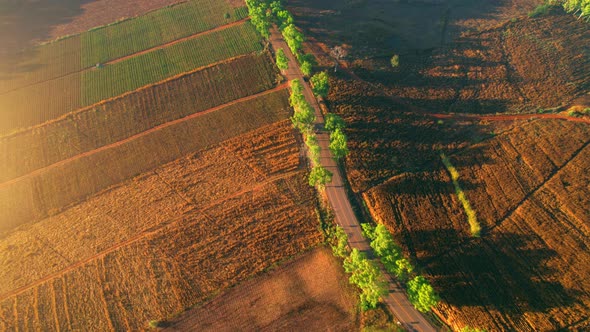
414 229 581 314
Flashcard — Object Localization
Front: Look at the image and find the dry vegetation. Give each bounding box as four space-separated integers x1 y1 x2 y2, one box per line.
291 0 590 330
164 247 358 331
0 120 324 330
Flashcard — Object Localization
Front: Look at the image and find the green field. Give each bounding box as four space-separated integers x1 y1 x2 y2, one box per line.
0 0 248 94
0 52 278 183
0 22 263 135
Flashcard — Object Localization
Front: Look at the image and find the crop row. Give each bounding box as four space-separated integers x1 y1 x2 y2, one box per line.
0 52 278 183
0 22 263 135
0 0 248 94
0 88 291 234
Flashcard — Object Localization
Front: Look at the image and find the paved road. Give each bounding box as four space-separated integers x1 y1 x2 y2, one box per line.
268 28 437 332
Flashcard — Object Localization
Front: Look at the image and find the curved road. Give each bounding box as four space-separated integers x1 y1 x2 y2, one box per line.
269 28 437 332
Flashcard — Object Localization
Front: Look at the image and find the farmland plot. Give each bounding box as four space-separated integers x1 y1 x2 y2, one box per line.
0 89 291 234
0 117 322 330
363 119 590 331
0 52 278 183
0 0 248 93
0 21 263 135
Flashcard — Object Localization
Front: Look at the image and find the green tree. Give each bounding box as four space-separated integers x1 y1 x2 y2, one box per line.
300 60 313 76
309 165 332 187
407 276 439 313
282 24 304 54
325 113 346 132
459 327 487 332
344 249 388 310
291 102 315 133
329 128 349 160
330 225 349 258
305 134 321 165
276 48 288 70
310 71 330 97
390 54 400 68
368 224 413 280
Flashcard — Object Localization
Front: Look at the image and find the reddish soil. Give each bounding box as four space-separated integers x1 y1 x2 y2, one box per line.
0 120 324 330
293 1 590 330
164 247 358 331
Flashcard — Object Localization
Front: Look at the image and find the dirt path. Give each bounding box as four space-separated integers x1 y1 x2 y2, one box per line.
0 18 249 96
269 28 437 332
0 83 288 189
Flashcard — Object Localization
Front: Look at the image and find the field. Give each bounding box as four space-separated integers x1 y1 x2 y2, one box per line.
0 88 291 234
0 21 263 134
290 0 590 330
0 119 326 331
0 52 278 183
0 0 247 92
164 247 358 331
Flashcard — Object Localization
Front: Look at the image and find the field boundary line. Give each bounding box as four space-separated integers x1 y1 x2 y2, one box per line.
0 170 302 301
0 18 250 97
0 83 289 189
0 53 257 140
488 139 590 232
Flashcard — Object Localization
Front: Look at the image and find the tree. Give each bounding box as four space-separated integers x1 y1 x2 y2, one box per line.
390 54 400 68
305 134 321 165
282 24 304 54
308 165 332 187
329 128 349 160
276 48 288 70
330 45 348 72
310 71 330 97
330 225 349 258
325 113 346 132
344 249 388 310
291 102 315 133
300 60 312 76
407 276 439 313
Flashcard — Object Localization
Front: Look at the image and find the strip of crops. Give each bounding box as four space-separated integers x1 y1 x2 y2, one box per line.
0 89 290 234
0 22 263 135
0 52 278 183
0 0 248 94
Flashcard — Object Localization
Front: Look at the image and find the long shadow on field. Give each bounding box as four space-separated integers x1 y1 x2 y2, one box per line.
288 0 529 53
329 77 496 191
0 0 93 74
419 230 580 313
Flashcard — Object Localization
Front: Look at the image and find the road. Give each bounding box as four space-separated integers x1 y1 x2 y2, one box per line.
269 28 438 332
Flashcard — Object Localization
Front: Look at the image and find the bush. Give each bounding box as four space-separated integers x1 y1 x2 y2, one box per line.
528 3 553 17
390 54 400 68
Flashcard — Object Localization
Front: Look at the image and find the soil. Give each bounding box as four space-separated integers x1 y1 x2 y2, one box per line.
0 120 324 330
291 0 590 330
163 247 358 331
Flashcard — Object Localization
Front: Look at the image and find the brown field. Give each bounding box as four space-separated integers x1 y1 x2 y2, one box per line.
291 1 590 329
0 119 324 330
360 119 590 331
0 52 278 183
164 247 358 331
0 88 290 235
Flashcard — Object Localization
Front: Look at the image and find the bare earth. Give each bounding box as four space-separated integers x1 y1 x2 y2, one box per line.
165 247 358 331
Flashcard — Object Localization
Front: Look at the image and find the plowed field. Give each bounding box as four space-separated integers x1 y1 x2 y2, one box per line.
0 120 322 330
164 247 358 331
